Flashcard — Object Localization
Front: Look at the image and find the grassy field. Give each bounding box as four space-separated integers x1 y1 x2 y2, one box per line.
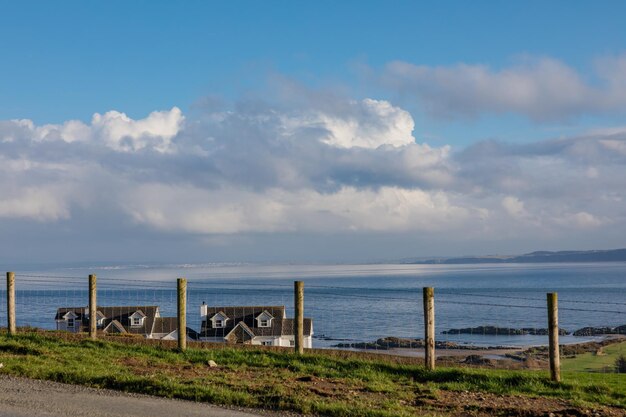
0 331 624 417
562 341 626 373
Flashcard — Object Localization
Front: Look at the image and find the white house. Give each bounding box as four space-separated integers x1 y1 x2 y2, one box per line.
198 304 313 348
54 306 198 340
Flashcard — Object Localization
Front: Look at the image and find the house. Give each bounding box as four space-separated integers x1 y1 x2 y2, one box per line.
198 304 313 348
54 306 198 340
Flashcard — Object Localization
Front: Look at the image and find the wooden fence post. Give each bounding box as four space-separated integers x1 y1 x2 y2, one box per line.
547 292 561 382
7 272 16 336
423 287 435 370
89 274 97 340
294 281 304 355
177 278 187 352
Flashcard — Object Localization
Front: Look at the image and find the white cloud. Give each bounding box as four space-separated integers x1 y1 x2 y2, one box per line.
10 107 184 152
91 108 184 152
122 184 476 234
501 196 527 219
281 98 415 149
0 187 70 221
381 55 626 121
557 212 607 229
1 99 626 253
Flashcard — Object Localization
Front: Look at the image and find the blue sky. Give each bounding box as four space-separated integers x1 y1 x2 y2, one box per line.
1 2 626 263
3 1 626 140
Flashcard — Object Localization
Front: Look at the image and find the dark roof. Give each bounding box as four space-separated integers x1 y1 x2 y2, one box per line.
149 317 200 340
186 327 200 340
200 305 312 338
152 317 178 334
281 318 313 336
55 306 159 335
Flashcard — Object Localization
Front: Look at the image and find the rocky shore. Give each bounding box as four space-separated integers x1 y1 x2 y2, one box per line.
442 324 626 337
332 336 514 350
573 325 626 336
331 325 625 353
442 326 569 336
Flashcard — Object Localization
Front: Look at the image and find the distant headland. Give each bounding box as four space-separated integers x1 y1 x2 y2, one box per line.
401 248 626 264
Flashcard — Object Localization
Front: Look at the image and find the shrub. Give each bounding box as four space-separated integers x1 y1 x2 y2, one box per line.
615 355 626 373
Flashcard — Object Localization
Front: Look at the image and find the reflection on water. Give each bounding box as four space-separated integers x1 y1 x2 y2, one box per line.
4 262 626 348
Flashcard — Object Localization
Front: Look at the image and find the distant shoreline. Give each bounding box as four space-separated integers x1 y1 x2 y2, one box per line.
398 248 626 265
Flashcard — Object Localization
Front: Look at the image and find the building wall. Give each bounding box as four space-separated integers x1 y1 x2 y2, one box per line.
199 335 313 348
56 320 80 333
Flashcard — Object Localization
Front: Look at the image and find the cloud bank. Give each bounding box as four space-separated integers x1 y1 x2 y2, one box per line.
381 55 626 121
2 93 626 260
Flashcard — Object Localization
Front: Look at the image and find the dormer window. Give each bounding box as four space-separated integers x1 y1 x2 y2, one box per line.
210 312 229 329
62 311 78 329
129 310 146 327
256 310 274 328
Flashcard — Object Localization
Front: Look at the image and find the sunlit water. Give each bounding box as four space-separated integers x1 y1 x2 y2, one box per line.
2 262 625 348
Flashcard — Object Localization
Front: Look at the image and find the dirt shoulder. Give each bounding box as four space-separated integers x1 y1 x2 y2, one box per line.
1 331 625 417
0 375 292 417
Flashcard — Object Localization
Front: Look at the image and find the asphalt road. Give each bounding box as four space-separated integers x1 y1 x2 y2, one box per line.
0 375 266 417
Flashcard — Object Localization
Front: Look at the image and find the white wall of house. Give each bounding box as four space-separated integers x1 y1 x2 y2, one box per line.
198 334 313 348
56 320 80 332
56 312 81 333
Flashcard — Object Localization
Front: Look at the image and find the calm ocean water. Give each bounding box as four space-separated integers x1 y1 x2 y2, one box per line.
3 263 625 348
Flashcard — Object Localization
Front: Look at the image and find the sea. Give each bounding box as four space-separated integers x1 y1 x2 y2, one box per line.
2 262 625 349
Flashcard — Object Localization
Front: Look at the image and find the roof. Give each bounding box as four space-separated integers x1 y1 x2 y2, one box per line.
102 320 126 334
152 317 178 334
55 306 160 335
200 305 312 338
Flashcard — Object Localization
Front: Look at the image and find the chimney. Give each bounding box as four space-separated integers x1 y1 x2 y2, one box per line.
200 301 207 319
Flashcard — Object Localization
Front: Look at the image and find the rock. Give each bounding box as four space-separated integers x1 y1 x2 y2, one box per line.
614 325 626 334
463 355 494 366
443 326 569 336
573 326 617 336
207 360 218 368
0 363 3 369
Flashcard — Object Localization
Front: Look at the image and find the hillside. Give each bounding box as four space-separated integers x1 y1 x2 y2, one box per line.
1 331 625 417
407 248 626 264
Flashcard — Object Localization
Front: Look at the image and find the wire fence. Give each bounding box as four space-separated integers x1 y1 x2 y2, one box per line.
2 271 625 377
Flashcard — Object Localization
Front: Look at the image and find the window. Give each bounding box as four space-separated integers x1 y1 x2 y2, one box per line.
132 317 142 326
260 319 269 327
290 340 295 347
215 319 223 328
262 341 272 346
67 318 75 328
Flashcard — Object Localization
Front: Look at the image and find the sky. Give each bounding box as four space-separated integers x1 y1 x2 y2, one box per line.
1 1 626 264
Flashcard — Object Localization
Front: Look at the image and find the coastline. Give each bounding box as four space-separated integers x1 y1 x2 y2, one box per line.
327 335 626 365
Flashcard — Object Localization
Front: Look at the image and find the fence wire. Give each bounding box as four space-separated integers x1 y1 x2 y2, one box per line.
2 271 625 378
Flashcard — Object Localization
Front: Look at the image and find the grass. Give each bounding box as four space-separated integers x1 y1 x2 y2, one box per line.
0 331 625 417
561 341 626 373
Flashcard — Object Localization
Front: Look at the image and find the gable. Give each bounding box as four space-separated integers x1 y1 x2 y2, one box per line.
103 320 127 334
129 310 147 319
225 322 255 343
210 311 229 322
63 311 78 320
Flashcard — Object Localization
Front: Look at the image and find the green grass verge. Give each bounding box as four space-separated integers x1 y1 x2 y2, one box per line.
562 341 626 373
0 331 624 417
